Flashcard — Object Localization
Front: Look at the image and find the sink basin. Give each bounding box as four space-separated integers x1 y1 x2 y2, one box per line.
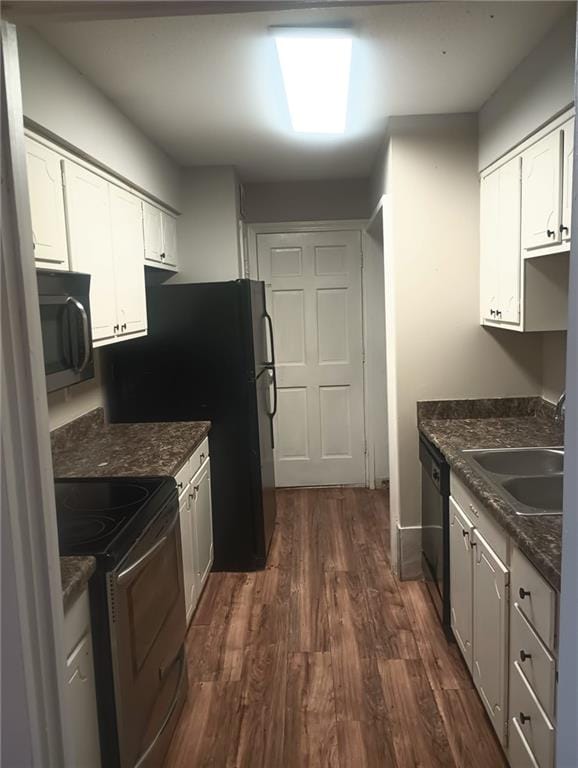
467 448 563 477
502 475 563 514
460 446 564 516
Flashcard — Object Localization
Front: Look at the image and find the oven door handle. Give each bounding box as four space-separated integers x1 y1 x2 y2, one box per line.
134 649 186 768
66 295 91 373
116 505 179 586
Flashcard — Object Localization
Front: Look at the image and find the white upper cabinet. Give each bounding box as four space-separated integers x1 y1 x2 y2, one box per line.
143 200 163 263
162 211 178 267
561 118 574 243
480 156 521 326
64 160 147 346
143 201 178 270
522 129 562 251
25 137 69 270
109 186 147 338
63 160 117 343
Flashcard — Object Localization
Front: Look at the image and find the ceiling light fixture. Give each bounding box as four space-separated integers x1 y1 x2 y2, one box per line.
273 28 352 134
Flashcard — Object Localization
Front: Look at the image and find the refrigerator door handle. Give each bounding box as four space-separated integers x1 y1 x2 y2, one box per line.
269 365 278 419
264 311 276 368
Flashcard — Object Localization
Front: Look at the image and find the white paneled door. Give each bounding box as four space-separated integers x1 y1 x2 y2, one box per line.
257 230 365 487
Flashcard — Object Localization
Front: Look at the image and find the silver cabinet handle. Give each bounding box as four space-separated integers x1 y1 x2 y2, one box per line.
66 296 91 373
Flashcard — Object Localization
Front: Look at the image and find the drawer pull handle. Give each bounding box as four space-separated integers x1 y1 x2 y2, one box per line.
547 229 556 238
520 650 532 662
519 588 531 600
177 481 183 489
200 453 206 462
519 712 531 725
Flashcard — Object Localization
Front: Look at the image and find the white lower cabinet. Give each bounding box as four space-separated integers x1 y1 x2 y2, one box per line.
449 482 509 747
449 498 474 670
472 529 509 744
64 588 101 768
191 459 214 593
174 438 213 625
449 474 559 766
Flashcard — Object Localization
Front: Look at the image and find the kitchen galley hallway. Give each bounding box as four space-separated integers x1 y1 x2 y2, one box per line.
165 488 507 768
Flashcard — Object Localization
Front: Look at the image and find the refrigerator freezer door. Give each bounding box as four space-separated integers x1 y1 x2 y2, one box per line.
255 367 276 558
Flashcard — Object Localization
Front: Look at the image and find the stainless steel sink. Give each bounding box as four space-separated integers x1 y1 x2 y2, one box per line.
467 447 563 477
502 475 563 514
461 446 564 516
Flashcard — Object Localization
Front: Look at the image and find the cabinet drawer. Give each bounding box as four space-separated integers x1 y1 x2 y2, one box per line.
510 661 555 768
509 715 540 768
511 603 556 721
190 437 209 473
450 473 508 563
511 547 556 649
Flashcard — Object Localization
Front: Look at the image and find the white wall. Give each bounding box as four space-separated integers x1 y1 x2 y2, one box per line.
171 166 241 283
542 332 567 404
47 351 104 430
380 114 543 573
17 25 180 209
478 8 575 171
243 178 372 222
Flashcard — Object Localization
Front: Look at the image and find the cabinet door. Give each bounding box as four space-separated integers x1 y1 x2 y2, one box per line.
522 130 562 250
161 211 178 267
191 459 213 591
178 488 197 624
497 157 522 324
561 118 574 243
472 529 509 745
480 170 500 322
143 201 163 263
449 497 474 671
109 186 147 338
65 631 101 768
25 138 69 270
63 160 117 342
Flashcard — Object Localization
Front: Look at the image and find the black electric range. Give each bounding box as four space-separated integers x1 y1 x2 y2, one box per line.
55 475 187 768
55 476 176 568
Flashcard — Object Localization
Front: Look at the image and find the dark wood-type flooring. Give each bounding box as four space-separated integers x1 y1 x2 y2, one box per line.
165 488 508 768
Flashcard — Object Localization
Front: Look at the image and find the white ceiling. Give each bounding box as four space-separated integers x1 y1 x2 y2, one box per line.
33 2 569 181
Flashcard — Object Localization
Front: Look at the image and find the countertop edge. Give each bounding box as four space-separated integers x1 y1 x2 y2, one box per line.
418 419 561 592
61 556 96 612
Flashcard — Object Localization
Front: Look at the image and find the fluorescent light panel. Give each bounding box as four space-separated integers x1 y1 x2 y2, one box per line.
274 29 352 134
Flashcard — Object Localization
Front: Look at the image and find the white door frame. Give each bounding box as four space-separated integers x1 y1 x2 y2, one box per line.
247 219 375 487
1 21 72 766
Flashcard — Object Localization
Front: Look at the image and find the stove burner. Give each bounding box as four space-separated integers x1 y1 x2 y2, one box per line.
63 515 123 547
62 483 150 513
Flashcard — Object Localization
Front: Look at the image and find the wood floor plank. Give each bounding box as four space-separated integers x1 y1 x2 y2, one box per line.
398 580 473 691
378 658 457 768
434 688 508 768
326 571 387 723
187 573 255 683
336 720 397 768
284 652 340 768
164 680 243 768
365 585 420 661
289 492 330 652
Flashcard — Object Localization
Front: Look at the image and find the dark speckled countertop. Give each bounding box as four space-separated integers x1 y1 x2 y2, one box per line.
418 397 564 591
54 408 211 606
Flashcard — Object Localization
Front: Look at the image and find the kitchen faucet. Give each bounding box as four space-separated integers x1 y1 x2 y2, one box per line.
555 391 566 422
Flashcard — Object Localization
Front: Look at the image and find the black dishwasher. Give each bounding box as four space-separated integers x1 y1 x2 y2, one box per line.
419 434 452 639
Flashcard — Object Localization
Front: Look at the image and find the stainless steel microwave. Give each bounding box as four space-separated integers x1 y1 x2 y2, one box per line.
37 270 94 393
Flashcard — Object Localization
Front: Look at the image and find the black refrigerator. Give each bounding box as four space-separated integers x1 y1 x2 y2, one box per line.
104 279 277 571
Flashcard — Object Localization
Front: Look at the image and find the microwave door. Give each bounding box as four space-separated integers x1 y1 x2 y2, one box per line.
40 294 93 392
